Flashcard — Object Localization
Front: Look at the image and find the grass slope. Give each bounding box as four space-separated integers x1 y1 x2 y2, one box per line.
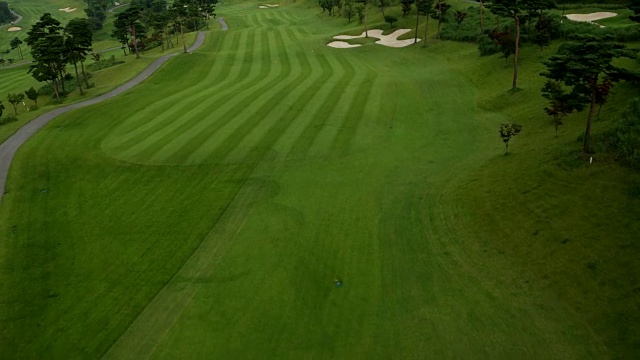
1 0 639 358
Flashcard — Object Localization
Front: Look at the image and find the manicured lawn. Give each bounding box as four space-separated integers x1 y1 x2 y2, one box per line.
1 0 639 359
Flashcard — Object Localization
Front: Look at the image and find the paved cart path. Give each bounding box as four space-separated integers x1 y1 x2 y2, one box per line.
0 31 209 205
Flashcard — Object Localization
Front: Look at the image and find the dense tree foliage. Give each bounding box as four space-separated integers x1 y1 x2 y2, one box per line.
541 35 638 153
24 87 38 107
65 18 94 93
0 1 14 24
25 14 67 101
488 0 555 89
84 0 112 30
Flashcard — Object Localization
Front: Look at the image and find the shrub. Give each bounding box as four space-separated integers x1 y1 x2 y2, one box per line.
87 55 125 71
594 98 640 169
0 114 18 125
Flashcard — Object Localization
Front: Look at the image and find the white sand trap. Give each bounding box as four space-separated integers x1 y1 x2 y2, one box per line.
327 41 362 48
259 4 279 8
331 28 419 48
58 7 77 12
7 26 21 32
565 12 616 27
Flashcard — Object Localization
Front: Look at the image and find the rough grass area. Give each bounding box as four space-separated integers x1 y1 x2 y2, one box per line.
1 0 639 358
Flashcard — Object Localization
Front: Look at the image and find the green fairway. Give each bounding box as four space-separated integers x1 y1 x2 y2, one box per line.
1 0 639 358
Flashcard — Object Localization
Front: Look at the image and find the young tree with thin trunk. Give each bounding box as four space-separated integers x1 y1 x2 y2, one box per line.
541 35 638 153
114 7 144 58
171 0 191 52
9 37 23 60
430 1 450 40
401 0 413 18
479 0 484 33
7 93 24 115
499 123 522 154
415 0 434 45
489 0 554 90
65 18 94 93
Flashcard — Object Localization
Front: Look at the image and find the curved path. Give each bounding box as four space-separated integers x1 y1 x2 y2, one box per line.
0 31 208 205
217 17 228 30
0 9 22 28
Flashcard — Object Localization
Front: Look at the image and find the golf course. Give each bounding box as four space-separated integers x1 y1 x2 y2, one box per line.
1 0 639 358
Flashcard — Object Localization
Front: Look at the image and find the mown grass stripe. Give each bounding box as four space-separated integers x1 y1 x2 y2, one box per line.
222 47 315 162
103 31 239 155
119 28 260 163
285 53 356 160
187 26 296 163
329 72 379 157
148 28 274 164
271 52 334 160
306 60 364 158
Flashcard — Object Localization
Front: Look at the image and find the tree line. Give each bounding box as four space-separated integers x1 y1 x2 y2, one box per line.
112 0 217 58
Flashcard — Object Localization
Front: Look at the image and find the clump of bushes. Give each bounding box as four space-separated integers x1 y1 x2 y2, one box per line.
0 114 18 125
594 98 640 169
87 54 125 71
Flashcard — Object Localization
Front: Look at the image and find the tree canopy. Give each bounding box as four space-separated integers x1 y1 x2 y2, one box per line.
541 35 638 153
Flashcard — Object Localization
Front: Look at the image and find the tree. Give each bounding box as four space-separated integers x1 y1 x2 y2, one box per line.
384 15 398 28
0 101 4 118
9 37 23 60
488 29 517 63
0 1 14 24
114 7 144 58
541 35 639 153
356 0 370 37
25 14 67 102
84 0 110 30
344 0 356 22
430 1 451 40
488 0 554 90
479 0 484 33
65 18 94 93
170 0 192 52
630 0 640 23
415 0 434 45
541 80 574 133
453 10 467 28
24 87 38 107
7 93 24 115
499 123 522 154
354 2 365 23
531 14 556 52
401 0 413 18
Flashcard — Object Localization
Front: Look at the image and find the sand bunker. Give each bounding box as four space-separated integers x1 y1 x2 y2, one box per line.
565 12 616 27
329 29 420 48
59 7 77 13
259 4 279 8
327 41 361 49
7 26 21 32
